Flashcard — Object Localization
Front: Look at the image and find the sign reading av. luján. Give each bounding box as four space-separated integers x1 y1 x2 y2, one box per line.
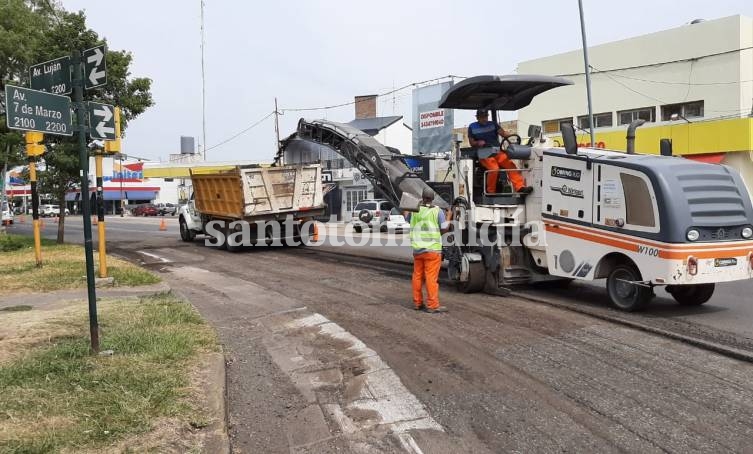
88 101 116 140
4 85 73 136
30 56 72 95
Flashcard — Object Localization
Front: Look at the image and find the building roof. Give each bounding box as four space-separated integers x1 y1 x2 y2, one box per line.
348 116 403 135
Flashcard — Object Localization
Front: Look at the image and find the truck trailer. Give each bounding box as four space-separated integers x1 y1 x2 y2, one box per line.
178 164 325 250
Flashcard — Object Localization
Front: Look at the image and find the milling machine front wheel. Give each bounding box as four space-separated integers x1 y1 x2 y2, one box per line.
666 283 715 306
457 261 485 294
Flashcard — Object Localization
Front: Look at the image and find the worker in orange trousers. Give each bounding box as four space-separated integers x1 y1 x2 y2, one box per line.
468 109 532 194
407 187 450 313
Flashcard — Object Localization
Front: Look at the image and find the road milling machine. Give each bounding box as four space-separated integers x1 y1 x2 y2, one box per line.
439 75 753 311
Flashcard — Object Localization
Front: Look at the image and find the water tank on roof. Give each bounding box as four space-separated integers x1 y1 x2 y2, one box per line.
180 136 196 155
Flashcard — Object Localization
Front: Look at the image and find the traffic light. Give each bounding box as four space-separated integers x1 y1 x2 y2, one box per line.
25 132 45 157
104 138 121 153
104 107 121 153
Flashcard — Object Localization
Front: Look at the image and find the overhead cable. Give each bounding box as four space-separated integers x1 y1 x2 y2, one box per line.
203 111 275 153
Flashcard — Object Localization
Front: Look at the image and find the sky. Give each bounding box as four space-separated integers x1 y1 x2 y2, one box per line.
61 0 753 163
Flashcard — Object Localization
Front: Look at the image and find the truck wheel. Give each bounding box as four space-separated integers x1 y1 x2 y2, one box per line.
666 283 715 306
179 218 195 242
457 261 485 293
606 264 652 311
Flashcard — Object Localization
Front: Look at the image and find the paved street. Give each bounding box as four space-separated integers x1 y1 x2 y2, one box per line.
10 216 751 339
7 217 753 452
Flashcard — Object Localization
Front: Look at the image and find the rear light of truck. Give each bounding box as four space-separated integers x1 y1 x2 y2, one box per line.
375 210 381 217
687 256 698 276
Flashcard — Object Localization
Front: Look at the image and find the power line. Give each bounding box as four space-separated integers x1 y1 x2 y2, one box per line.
280 75 464 113
553 46 753 78
605 72 753 86
203 111 275 153
592 66 753 115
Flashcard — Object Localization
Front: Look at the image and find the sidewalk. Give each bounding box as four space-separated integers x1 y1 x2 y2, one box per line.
0 282 171 310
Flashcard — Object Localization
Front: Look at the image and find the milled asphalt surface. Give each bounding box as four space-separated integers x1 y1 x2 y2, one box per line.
112 239 753 453
9 216 753 340
8 217 753 452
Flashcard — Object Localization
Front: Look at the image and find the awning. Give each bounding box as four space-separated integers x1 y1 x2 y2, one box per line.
122 190 157 200
65 190 158 201
438 74 573 111
684 153 725 164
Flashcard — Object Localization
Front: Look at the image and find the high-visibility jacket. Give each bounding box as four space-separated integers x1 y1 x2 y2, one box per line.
410 205 442 252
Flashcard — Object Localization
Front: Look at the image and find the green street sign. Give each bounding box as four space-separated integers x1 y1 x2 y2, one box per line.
4 85 73 136
88 101 115 140
83 44 107 89
30 56 72 95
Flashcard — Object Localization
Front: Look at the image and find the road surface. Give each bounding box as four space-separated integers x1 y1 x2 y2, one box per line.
8 216 753 452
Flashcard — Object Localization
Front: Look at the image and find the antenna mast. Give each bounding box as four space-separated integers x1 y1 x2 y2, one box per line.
200 0 207 160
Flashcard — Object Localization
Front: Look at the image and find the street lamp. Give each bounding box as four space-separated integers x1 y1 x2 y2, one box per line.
670 113 692 124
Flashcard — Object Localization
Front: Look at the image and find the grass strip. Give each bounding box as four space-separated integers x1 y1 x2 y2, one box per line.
0 293 217 453
0 234 160 292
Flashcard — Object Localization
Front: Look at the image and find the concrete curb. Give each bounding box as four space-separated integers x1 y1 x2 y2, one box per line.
198 351 230 454
171 287 230 453
0 282 172 310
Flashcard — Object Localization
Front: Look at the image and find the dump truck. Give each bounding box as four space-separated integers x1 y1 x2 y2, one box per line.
178 164 325 250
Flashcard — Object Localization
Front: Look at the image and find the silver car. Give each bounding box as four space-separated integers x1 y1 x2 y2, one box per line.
351 199 397 232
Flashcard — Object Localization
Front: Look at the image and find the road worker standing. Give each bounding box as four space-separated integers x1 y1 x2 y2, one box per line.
407 187 450 313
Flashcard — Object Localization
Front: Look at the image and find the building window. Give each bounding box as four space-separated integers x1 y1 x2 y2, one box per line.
542 117 574 134
578 112 613 129
617 107 655 125
661 101 704 121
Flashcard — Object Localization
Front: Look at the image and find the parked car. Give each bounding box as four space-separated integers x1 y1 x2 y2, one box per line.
155 202 177 216
1 202 13 225
384 208 410 233
132 204 159 216
350 199 397 233
39 204 70 217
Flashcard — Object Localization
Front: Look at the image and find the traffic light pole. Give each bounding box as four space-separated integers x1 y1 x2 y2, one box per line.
72 49 99 353
28 157 42 266
95 154 107 277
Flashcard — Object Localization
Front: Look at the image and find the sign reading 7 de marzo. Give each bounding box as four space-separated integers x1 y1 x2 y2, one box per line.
4 84 73 136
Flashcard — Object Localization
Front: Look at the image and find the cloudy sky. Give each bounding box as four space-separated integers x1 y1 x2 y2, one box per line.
62 0 752 162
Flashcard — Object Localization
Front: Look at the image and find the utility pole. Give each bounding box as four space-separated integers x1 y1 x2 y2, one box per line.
200 0 207 161
578 0 595 148
274 97 281 151
72 49 99 353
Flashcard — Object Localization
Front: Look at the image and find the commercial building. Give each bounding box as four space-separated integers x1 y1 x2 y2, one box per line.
517 14 753 195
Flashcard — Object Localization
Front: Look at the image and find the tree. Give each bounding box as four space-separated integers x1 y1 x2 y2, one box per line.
1 1 154 243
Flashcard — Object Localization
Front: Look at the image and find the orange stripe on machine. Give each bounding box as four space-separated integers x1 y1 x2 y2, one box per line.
544 220 753 260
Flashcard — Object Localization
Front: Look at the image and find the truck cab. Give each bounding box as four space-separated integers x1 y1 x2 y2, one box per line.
439 75 753 311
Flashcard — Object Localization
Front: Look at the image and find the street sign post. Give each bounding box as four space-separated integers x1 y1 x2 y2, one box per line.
88 101 116 140
83 44 107 89
4 85 73 136
30 56 72 95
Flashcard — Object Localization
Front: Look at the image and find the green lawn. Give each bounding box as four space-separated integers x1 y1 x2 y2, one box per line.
0 293 218 453
0 234 160 293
